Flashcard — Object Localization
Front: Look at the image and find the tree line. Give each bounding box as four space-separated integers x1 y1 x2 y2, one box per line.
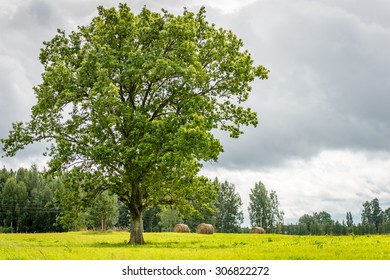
283 198 390 235
0 166 282 233
0 165 61 233
1 165 389 235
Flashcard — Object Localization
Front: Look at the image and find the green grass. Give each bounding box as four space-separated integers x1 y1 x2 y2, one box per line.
0 232 389 260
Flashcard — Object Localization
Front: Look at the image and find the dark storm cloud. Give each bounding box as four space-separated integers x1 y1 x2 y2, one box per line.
206 0 390 169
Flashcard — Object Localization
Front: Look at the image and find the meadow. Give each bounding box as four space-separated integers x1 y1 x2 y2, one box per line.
0 231 389 260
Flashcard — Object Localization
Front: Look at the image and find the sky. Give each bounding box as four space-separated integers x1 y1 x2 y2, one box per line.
1 0 390 225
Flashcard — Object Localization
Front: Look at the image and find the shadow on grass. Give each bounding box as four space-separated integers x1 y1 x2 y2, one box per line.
90 239 248 250
80 231 118 235
89 240 197 248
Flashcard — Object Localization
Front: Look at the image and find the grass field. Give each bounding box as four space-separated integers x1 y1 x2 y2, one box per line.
0 231 389 260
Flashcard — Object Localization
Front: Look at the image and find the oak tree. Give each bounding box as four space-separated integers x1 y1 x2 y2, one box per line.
1 4 268 244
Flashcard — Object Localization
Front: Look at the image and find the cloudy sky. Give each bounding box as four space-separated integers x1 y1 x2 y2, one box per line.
1 0 390 225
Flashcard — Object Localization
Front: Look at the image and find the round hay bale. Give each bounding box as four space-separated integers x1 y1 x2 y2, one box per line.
251 226 266 234
196 223 214 234
174 224 191 233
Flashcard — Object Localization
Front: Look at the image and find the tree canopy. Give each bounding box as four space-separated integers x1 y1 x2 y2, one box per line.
248 181 283 232
1 4 268 244
214 179 243 233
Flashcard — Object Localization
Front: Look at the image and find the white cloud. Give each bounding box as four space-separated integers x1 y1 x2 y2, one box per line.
202 149 390 225
207 0 390 169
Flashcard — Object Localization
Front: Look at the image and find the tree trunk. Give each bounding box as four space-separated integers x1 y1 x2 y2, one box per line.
101 212 107 232
127 180 145 244
129 211 145 244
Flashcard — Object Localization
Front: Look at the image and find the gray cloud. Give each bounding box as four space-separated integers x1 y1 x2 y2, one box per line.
2 0 390 169
3 0 390 167
0 0 100 168
205 0 390 169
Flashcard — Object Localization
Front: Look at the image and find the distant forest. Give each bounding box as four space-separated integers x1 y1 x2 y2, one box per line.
0 165 389 235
